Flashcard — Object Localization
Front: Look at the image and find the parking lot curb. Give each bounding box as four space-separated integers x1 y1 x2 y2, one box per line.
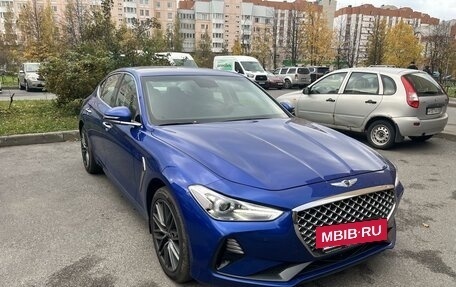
0 130 79 148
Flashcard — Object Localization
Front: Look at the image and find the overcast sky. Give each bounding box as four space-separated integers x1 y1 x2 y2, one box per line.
335 0 456 21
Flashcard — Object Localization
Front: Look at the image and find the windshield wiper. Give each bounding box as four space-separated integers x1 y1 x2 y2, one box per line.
159 121 199 126
222 116 273 122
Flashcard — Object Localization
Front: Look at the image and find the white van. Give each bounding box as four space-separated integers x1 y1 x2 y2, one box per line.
213 55 268 87
155 52 198 67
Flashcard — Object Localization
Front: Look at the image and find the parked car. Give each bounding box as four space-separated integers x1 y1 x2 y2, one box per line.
18 62 45 91
79 67 403 287
273 66 311 89
308 66 330 83
264 71 284 89
277 67 449 149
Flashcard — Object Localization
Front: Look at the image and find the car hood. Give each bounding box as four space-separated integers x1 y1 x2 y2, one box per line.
155 118 387 190
25 72 39 79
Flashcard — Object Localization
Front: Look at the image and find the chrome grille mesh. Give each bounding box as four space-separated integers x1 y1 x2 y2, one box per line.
295 189 395 253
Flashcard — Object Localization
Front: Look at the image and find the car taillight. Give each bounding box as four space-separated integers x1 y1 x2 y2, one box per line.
401 76 419 108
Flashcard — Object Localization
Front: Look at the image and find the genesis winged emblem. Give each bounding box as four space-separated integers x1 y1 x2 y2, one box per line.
331 178 358 188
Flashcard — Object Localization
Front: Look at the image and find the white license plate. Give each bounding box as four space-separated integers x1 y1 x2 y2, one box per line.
258 81 265 85
426 107 442 115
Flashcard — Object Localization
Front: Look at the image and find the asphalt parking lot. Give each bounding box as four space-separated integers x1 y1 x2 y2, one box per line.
1 138 456 287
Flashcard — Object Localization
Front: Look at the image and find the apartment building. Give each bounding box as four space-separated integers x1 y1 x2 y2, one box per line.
334 4 440 66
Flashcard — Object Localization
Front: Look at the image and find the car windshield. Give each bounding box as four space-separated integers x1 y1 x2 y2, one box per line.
142 75 288 125
240 61 265 72
172 58 198 68
25 63 40 72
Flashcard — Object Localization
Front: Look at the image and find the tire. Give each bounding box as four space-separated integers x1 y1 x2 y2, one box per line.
284 79 292 89
409 135 433 142
150 187 191 283
19 80 25 90
367 120 396 149
25 80 31 92
80 126 102 174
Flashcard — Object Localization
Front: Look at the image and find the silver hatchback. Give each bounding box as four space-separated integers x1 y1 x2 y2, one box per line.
277 67 449 149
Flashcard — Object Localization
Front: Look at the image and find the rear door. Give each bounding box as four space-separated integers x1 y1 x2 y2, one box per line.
334 72 382 129
403 73 448 119
296 72 347 125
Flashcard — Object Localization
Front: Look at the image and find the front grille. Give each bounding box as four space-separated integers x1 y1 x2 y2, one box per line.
255 75 267 81
295 189 395 255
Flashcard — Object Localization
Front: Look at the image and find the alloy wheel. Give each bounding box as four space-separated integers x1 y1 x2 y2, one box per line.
152 199 181 272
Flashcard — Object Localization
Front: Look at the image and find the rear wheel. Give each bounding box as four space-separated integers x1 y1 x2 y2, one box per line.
367 120 396 149
284 79 292 89
409 135 433 142
150 187 191 283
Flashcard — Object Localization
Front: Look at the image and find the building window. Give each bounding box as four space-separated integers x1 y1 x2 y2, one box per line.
168 13 172 20
167 2 172 8
156 2 160 8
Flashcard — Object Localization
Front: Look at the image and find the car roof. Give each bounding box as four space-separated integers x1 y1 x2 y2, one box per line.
331 67 423 75
115 66 242 77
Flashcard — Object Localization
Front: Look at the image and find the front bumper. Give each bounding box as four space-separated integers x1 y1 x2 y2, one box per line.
180 183 404 287
27 79 45 89
394 113 448 137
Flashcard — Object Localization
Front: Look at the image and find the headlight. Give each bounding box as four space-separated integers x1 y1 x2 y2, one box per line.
394 170 400 188
188 185 283 221
246 73 254 78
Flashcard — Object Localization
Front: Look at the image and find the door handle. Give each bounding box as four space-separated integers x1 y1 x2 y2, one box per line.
365 100 377 104
326 98 336 102
84 108 92 114
102 121 113 130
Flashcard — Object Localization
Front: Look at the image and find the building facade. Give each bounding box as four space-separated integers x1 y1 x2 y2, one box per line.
334 4 440 67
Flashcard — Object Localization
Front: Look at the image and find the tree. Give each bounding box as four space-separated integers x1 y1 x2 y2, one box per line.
60 0 92 49
231 38 242 55
250 27 272 69
426 23 454 80
194 30 213 68
0 2 19 71
17 0 58 61
384 21 422 68
299 5 334 66
171 16 183 52
364 17 387 66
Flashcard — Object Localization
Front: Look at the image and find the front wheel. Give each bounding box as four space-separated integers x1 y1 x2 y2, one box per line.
151 187 191 283
367 120 396 149
18 80 25 90
25 81 31 92
409 135 433 142
80 127 102 174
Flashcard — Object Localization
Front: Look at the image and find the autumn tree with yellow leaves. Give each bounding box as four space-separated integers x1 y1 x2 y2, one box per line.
17 0 58 61
250 27 273 69
299 5 334 66
384 21 422 68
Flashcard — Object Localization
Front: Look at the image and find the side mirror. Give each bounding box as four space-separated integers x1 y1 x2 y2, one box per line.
19 70 25 74
104 106 141 127
303 87 310 94
280 101 295 114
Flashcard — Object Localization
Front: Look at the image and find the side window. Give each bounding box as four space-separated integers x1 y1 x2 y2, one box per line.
297 68 309 74
280 68 288 74
234 62 243 74
288 68 296 74
381 75 396 95
116 74 139 120
99 74 122 106
343 72 379 95
310 73 347 94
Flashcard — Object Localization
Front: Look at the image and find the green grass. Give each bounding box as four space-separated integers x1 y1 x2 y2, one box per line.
0 100 78 136
447 86 456 98
1 74 17 88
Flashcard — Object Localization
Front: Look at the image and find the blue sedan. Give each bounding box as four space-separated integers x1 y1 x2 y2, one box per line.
79 67 403 287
